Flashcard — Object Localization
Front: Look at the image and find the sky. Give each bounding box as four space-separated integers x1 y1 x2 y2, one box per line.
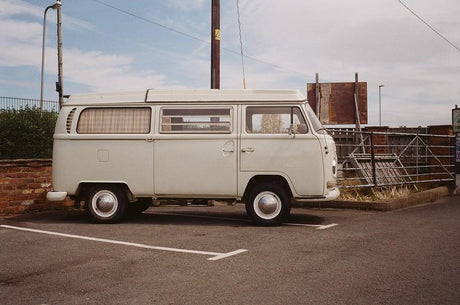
0 0 459 127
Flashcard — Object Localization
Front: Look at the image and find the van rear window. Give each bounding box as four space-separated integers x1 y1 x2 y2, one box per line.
160 107 232 133
77 107 151 134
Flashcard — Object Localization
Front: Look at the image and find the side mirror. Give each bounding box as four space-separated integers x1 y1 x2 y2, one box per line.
297 124 308 134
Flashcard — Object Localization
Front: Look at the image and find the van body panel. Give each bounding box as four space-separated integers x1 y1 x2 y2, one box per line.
154 136 237 196
239 134 324 196
240 104 324 196
49 89 339 212
53 138 154 196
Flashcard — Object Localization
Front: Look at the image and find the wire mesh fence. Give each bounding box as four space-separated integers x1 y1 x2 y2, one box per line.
329 128 456 191
0 96 59 113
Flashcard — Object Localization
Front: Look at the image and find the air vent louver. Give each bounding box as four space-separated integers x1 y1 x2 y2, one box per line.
66 108 76 133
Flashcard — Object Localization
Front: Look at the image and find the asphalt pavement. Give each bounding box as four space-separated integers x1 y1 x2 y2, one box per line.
1 195 459 305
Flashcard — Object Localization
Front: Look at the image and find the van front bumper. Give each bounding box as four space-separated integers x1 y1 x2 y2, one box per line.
46 191 68 201
294 187 340 202
323 187 340 201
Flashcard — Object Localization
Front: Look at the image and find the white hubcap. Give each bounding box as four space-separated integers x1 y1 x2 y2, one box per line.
253 191 282 220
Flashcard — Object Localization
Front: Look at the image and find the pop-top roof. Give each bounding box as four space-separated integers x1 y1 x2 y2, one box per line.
65 89 306 105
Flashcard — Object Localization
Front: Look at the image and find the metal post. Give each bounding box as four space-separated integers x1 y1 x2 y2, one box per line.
56 0 64 109
315 73 320 117
210 0 220 89
370 132 377 186
379 85 384 127
40 2 59 113
451 135 456 194
416 131 419 182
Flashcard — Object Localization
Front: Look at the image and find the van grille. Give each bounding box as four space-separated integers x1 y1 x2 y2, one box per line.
66 108 76 133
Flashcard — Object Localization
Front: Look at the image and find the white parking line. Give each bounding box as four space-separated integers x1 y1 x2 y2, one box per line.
283 222 339 229
0 224 247 261
151 212 339 229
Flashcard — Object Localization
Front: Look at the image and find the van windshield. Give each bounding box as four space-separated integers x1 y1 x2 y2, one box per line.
304 103 327 134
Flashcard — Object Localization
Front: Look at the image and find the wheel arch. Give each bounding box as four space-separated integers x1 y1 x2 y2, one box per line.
75 182 133 203
242 175 293 203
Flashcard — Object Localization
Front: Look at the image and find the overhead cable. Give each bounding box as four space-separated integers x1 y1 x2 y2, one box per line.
91 0 311 78
398 0 460 52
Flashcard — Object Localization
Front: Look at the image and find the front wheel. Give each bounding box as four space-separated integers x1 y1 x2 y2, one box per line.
86 186 127 223
245 183 291 226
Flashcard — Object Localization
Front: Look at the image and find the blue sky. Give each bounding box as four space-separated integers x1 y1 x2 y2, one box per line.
1 0 459 127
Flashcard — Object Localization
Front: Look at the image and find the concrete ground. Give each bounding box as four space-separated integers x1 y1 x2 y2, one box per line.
1 195 459 305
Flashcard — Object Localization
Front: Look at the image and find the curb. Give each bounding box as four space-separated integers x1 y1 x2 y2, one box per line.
296 186 451 211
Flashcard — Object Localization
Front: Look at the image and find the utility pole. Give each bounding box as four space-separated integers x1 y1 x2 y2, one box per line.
211 0 220 89
56 0 64 109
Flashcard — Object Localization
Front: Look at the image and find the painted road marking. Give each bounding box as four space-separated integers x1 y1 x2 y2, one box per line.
151 212 339 229
0 225 247 261
282 222 339 229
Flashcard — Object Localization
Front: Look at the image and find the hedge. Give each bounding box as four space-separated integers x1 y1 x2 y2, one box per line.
0 107 57 159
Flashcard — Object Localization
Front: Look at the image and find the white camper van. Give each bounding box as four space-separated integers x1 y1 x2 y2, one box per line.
47 89 339 225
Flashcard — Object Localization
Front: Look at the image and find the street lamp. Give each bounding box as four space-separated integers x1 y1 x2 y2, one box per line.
379 85 384 126
40 1 60 113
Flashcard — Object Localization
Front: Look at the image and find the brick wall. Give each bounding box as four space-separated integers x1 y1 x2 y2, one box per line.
365 126 389 154
0 159 73 215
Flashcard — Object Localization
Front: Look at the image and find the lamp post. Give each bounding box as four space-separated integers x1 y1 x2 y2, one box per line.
379 85 384 126
40 1 60 113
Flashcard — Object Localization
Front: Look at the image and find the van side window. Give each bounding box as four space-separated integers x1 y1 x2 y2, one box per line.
246 107 308 134
160 108 232 133
77 107 151 134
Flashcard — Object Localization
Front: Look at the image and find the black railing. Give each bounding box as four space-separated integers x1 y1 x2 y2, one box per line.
0 96 59 112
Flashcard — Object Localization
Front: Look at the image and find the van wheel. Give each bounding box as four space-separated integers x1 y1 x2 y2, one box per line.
86 186 127 223
246 183 290 226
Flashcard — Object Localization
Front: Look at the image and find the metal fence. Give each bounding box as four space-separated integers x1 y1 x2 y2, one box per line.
329 129 456 191
0 96 59 112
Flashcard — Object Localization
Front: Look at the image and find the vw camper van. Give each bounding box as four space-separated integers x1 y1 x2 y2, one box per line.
47 89 339 225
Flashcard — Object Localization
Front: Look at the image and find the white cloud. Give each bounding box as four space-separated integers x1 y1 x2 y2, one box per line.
222 0 460 126
0 1 172 94
1 0 459 127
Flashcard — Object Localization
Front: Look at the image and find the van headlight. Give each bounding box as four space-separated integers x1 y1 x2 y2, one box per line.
332 158 337 177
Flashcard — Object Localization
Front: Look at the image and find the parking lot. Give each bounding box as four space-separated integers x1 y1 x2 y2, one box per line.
1 196 459 305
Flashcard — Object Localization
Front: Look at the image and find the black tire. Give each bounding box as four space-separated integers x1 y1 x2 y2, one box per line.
128 198 152 214
245 183 291 226
86 185 127 223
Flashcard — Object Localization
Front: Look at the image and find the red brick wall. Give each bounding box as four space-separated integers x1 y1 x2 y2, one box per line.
0 159 73 215
365 126 390 154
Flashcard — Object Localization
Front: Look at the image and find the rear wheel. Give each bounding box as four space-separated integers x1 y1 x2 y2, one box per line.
86 186 127 223
245 183 291 226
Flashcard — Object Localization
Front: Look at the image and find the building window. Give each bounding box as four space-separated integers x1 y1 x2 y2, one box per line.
160 107 232 133
246 107 308 134
77 107 151 134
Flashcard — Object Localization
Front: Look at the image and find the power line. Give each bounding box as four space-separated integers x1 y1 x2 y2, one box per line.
92 0 206 43
398 0 460 52
91 0 311 78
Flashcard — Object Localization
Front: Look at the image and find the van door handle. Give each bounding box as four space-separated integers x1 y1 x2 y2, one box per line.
145 137 154 142
222 148 235 153
241 147 254 153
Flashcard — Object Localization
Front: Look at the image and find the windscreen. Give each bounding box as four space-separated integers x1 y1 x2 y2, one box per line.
305 103 327 134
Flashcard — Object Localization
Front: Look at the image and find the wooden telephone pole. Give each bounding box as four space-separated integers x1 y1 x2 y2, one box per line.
211 0 220 89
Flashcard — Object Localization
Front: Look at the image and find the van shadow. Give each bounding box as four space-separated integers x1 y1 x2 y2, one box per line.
126 207 326 227
2 207 326 228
